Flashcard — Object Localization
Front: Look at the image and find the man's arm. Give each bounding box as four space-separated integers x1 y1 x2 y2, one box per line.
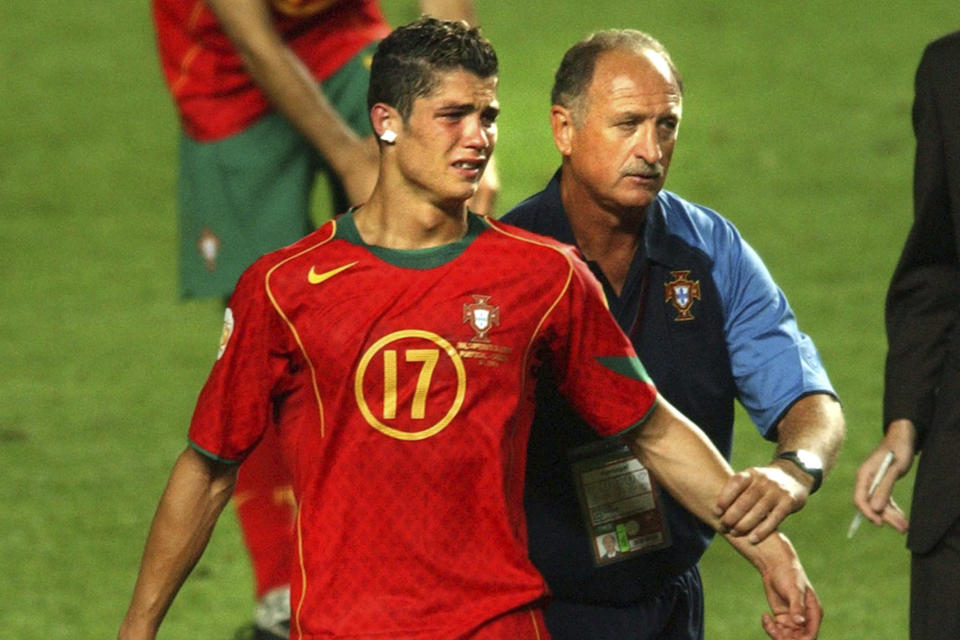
624 396 821 640
716 393 846 542
118 447 239 640
205 0 378 204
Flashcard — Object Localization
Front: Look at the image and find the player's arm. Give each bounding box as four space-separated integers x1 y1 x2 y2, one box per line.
716 393 845 542
623 397 821 640
118 447 238 640
204 0 377 204
416 0 477 24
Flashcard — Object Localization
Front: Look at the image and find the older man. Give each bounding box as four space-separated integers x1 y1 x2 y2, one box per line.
503 30 844 640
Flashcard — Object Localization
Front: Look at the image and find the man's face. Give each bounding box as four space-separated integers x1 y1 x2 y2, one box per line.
561 49 682 213
395 69 499 207
603 535 616 553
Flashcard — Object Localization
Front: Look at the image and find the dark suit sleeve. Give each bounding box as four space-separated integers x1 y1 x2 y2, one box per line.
883 36 960 447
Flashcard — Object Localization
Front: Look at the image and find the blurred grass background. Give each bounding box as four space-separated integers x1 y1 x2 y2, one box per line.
1 1 956 637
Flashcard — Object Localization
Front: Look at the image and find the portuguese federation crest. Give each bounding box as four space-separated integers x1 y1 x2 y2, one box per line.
463 295 500 342
664 270 701 322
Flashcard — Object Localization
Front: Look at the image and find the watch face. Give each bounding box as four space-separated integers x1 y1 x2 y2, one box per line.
796 449 823 471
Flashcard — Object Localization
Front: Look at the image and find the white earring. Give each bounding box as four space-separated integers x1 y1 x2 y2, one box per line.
379 129 397 144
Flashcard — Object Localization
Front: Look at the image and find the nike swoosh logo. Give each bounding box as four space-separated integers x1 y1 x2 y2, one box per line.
308 261 358 285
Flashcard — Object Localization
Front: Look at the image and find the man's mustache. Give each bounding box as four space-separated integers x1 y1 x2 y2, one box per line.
621 161 663 178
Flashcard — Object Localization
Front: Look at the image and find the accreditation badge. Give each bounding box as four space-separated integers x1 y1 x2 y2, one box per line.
570 441 671 566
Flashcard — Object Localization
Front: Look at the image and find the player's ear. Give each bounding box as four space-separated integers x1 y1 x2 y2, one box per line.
371 104 401 145
550 105 574 157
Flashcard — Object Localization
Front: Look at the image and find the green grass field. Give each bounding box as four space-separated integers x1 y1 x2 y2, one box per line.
2 1 957 637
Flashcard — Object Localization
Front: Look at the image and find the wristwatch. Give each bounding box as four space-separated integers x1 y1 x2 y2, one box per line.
776 450 823 494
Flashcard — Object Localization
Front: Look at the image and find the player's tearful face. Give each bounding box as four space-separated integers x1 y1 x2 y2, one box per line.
395 69 499 205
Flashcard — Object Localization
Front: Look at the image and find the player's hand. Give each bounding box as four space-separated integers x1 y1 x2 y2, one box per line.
467 154 499 215
852 419 915 532
760 589 821 640
756 533 822 640
715 464 808 543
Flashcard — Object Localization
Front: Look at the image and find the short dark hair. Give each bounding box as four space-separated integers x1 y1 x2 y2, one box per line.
551 30 683 123
368 16 499 120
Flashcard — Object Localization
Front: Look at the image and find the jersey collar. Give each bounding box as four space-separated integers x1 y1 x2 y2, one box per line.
335 208 486 270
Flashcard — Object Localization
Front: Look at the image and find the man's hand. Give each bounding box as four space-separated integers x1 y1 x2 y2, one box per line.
727 531 822 640
715 464 809 543
717 394 844 543
759 558 822 640
852 419 916 532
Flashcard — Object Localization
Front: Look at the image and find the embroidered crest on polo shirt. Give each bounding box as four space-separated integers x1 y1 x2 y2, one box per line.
664 270 701 322
462 295 499 342
458 295 512 367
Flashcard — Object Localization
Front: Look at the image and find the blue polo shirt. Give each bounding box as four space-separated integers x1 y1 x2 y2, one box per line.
502 170 835 605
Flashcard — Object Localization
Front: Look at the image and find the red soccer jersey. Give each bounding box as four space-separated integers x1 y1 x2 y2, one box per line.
152 0 391 140
189 212 658 639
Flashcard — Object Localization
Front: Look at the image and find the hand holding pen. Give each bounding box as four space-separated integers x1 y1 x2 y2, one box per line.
848 451 895 538
851 420 916 536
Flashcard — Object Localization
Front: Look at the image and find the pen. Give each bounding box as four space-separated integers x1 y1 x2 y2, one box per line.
847 450 896 538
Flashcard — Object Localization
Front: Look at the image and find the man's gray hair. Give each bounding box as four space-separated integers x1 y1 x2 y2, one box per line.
551 30 683 122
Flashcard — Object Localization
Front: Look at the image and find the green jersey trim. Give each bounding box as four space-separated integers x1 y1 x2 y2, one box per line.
335 209 486 269
188 438 242 465
595 355 653 384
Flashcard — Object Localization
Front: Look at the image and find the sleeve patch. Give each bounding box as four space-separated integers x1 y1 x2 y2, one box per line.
595 355 652 383
216 307 235 360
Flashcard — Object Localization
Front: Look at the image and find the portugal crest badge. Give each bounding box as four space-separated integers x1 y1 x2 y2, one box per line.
664 270 701 322
463 295 500 342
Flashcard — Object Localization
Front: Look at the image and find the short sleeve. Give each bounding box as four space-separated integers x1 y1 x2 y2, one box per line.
717 225 836 435
545 251 658 437
188 264 295 463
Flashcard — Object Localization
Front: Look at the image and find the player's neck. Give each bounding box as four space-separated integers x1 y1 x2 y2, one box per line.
354 182 470 250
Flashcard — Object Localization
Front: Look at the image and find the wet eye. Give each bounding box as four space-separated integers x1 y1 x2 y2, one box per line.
482 112 498 127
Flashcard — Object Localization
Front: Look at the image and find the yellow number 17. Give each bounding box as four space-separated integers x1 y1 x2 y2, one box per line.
382 349 439 420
